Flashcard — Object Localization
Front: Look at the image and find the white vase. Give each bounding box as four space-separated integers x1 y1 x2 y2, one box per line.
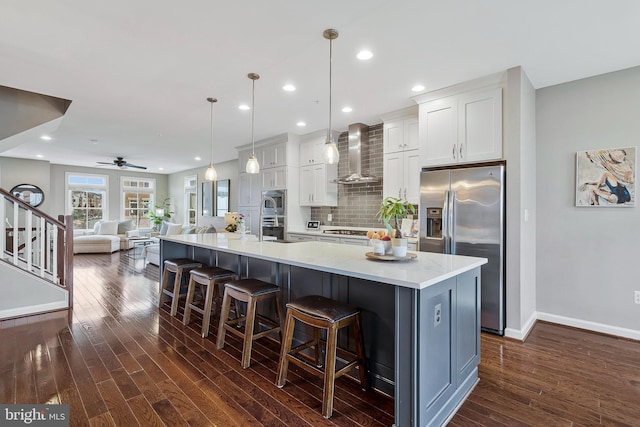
391 237 408 257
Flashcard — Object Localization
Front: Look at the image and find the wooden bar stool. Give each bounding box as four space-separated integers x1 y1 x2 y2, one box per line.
158 258 202 316
276 295 368 419
216 278 283 368
183 266 237 338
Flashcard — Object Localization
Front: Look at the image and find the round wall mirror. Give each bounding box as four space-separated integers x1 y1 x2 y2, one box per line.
10 184 44 207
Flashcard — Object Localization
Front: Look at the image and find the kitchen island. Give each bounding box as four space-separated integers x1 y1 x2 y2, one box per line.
159 233 486 427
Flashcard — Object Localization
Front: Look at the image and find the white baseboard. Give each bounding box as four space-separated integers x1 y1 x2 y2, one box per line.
537 312 640 341
0 301 69 320
504 311 537 341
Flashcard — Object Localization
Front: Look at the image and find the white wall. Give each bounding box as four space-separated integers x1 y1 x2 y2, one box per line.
168 159 238 226
48 164 168 222
0 157 52 215
536 66 640 337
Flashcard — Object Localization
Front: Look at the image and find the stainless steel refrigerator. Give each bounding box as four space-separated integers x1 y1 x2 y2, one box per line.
419 162 505 335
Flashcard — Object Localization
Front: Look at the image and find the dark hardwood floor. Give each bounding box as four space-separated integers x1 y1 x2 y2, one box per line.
1 253 639 426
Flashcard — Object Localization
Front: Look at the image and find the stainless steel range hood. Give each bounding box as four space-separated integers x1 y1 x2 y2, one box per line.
336 123 379 184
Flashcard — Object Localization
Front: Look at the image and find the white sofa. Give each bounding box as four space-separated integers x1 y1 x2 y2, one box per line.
144 222 217 266
73 219 142 254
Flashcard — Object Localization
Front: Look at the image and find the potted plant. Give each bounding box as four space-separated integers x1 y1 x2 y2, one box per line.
148 197 173 231
376 196 415 255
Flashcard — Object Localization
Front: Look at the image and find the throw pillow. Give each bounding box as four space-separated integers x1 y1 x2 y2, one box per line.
159 221 170 235
98 220 119 235
117 219 135 234
165 222 183 235
181 226 196 235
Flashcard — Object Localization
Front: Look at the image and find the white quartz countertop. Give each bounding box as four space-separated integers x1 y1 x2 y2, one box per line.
161 233 486 290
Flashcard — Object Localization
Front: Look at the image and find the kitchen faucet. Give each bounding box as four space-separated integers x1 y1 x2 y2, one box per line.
259 196 279 242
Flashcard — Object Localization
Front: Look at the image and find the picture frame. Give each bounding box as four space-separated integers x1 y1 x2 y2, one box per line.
575 146 635 207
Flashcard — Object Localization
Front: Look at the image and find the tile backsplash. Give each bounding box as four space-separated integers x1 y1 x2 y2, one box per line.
310 123 385 228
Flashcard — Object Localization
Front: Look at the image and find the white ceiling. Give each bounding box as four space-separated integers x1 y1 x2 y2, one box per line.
1 0 639 174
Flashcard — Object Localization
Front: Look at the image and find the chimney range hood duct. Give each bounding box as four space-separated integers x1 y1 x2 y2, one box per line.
336 123 379 184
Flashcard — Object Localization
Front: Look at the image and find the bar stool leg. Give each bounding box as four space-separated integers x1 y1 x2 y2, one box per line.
201 281 216 338
241 296 257 369
182 276 197 326
170 269 184 316
158 267 171 308
313 328 322 367
274 293 285 344
276 311 295 388
322 325 338 419
216 290 233 350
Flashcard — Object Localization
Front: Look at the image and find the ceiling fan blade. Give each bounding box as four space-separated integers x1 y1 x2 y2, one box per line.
124 163 147 170
96 161 114 165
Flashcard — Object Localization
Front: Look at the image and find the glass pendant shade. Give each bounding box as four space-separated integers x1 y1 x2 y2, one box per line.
245 73 261 174
323 29 339 164
246 155 260 174
205 163 217 181
322 140 339 164
205 97 218 181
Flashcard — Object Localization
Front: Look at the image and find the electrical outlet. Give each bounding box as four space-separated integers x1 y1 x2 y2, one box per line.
434 303 442 327
635 291 640 304
327 213 332 222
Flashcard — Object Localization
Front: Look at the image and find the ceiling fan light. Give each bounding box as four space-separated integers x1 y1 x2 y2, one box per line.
205 163 217 181
322 141 340 164
246 155 260 174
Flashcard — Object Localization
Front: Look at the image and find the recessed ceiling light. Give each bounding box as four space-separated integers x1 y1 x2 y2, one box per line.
40 135 52 141
36 154 44 158
239 104 250 110
296 121 306 127
411 85 425 92
89 139 99 145
356 50 373 60
342 106 353 113
158 167 164 171
195 156 201 161
282 84 296 92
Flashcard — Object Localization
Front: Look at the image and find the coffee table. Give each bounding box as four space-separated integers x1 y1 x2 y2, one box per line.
121 237 156 272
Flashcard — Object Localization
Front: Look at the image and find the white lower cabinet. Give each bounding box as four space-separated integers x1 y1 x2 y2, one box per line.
286 232 370 247
238 173 261 207
340 237 370 247
286 233 316 242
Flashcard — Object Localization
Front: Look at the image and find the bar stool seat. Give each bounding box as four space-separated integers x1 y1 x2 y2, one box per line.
216 278 283 368
158 258 202 316
276 295 368 419
183 266 237 338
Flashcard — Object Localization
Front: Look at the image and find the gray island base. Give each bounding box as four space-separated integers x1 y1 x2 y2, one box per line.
159 233 487 427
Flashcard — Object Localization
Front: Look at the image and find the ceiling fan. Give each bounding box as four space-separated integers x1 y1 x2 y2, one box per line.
97 157 147 170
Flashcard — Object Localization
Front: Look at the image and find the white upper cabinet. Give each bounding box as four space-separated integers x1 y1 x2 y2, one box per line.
299 136 325 165
261 141 287 169
384 116 419 153
299 163 337 207
382 107 420 204
238 172 261 207
419 88 502 167
261 166 286 190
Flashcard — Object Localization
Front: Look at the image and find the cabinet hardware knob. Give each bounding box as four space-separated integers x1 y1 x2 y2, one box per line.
460 144 463 158
452 145 456 159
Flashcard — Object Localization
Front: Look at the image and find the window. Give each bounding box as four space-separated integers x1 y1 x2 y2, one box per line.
184 175 197 226
121 177 155 228
66 173 108 229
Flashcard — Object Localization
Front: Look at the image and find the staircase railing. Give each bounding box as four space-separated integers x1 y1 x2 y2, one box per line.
0 188 73 308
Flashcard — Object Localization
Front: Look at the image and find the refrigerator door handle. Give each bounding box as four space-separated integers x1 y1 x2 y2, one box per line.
449 190 456 254
443 190 450 253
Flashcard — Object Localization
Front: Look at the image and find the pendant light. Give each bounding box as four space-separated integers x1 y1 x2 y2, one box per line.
245 73 261 174
321 29 340 164
204 97 218 181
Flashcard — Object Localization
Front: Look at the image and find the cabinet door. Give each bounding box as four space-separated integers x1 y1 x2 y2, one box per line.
404 150 421 205
317 236 340 243
458 88 502 163
299 166 314 206
384 120 405 154
263 142 286 168
383 152 404 200
238 173 260 207
300 137 324 165
237 207 259 235
340 238 370 247
287 233 316 242
261 167 286 191
311 165 326 205
404 117 419 151
420 97 458 167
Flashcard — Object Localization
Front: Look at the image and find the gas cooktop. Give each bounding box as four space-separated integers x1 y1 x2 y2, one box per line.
322 229 368 236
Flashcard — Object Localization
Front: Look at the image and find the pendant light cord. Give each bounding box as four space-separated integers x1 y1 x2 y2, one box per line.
210 100 214 163
251 78 256 156
328 36 333 143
